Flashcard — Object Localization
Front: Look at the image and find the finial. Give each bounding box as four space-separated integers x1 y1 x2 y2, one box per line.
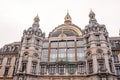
89 10 97 24
64 11 72 24
32 14 40 27
89 9 95 19
34 14 40 22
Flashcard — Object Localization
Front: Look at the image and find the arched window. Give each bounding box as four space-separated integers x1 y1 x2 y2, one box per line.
97 49 103 58
33 53 38 59
23 52 29 58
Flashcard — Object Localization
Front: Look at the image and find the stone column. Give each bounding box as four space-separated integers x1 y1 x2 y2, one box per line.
92 54 98 73
27 56 32 74
104 54 110 73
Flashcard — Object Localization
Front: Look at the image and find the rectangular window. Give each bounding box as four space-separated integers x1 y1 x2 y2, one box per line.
4 67 9 76
67 40 74 47
51 41 58 48
41 49 48 61
112 51 119 63
50 49 57 62
43 42 48 48
58 49 66 61
31 63 37 74
77 48 84 61
115 66 120 75
22 63 27 72
88 61 93 74
48 65 55 74
79 64 84 74
109 61 113 73
67 48 75 61
40 65 46 74
98 60 105 72
59 41 66 47
68 64 76 74
58 65 65 74
6 57 12 65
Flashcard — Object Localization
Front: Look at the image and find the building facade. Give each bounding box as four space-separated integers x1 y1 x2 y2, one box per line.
0 10 120 80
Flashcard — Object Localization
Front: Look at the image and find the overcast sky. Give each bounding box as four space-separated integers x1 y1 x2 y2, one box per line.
0 0 120 48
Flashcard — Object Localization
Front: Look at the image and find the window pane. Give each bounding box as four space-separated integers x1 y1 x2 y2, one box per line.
51 42 58 48
43 42 48 48
58 49 66 61
41 50 48 61
59 41 66 47
67 41 74 47
77 48 84 61
50 49 57 62
67 48 75 61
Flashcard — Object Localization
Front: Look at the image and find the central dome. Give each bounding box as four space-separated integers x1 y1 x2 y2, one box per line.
49 12 83 37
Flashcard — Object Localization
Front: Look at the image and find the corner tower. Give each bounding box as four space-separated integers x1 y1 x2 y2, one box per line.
14 15 45 80
83 10 115 80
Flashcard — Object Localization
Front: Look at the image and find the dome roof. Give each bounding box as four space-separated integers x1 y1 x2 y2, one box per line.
49 12 83 37
49 24 83 37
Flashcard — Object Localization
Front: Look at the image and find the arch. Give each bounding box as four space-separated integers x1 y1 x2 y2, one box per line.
49 24 83 37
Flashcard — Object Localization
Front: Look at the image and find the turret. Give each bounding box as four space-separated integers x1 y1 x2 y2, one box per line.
15 15 45 80
83 10 114 80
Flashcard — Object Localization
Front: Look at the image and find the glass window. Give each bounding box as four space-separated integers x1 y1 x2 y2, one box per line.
113 54 119 63
48 65 56 74
67 48 75 61
59 41 66 47
22 63 27 72
31 63 37 74
41 50 48 61
98 60 105 72
77 48 84 61
58 65 65 74
79 64 84 74
67 41 74 47
115 66 120 75
43 42 48 48
50 49 57 62
40 65 46 74
88 61 93 74
7 57 12 65
4 67 9 76
77 40 83 47
68 64 76 74
51 42 58 48
58 49 66 61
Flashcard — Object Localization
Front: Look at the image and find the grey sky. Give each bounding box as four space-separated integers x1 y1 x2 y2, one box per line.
0 0 120 48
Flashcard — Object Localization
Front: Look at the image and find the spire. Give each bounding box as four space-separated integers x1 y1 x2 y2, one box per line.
89 10 97 24
64 11 72 24
32 14 40 27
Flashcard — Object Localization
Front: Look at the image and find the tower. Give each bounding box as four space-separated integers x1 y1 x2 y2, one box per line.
83 10 116 80
14 15 45 80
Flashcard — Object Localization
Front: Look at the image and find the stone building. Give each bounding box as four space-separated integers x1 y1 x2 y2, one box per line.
0 10 120 80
